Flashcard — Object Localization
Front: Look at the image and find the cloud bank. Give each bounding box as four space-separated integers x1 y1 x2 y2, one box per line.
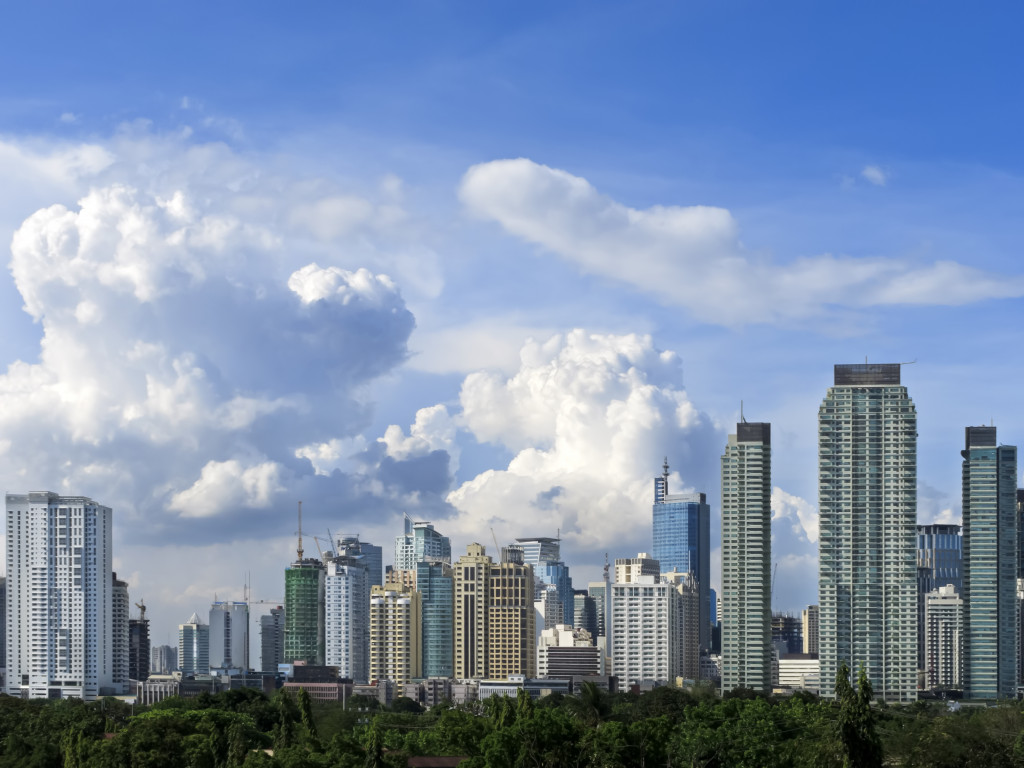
459 158 1024 325
382 330 723 563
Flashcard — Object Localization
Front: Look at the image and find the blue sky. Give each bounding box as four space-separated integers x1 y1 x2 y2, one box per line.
1 2 1022 648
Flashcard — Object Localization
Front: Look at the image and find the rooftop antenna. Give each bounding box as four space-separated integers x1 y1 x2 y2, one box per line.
296 501 304 561
662 457 670 492
603 552 610 582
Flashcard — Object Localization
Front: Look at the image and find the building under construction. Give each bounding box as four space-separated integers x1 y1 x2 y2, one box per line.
284 502 325 665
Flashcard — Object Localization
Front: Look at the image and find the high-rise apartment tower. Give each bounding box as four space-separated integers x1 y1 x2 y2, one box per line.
720 421 772 693
818 364 918 702
5 492 114 699
961 426 1018 699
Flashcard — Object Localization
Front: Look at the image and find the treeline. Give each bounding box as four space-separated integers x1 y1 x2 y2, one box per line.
3 670 1024 768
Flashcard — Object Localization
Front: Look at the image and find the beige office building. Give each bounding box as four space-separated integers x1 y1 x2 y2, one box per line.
614 554 660 585
369 585 421 685
454 543 492 678
488 547 536 679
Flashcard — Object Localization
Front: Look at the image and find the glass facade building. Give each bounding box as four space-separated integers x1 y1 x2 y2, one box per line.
652 463 711 651
416 560 454 678
395 517 452 571
962 426 1018 699
517 537 574 626
818 363 918 702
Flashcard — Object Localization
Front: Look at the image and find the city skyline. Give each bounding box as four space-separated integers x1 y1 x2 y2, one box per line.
0 3 1023 652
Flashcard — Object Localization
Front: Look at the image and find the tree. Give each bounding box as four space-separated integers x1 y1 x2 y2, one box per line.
835 662 883 768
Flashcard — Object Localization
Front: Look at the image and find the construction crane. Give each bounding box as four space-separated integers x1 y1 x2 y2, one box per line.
490 527 500 556
770 562 779 606
134 599 146 621
293 501 304 560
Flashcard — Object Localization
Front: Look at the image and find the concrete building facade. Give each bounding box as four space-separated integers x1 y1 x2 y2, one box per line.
721 422 772 694
5 492 114 700
818 364 918 702
369 585 421 685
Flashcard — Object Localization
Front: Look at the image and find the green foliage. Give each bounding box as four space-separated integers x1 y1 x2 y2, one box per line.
835 662 883 768
12 678 1024 768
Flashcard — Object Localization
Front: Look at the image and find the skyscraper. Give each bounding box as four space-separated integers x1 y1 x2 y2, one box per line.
720 421 772 693
488 547 536 679
369 585 421 685
961 426 1018 699
112 573 130 694
916 524 962 672
517 537 574 625
417 560 454 678
818 363 917 702
260 607 285 674
924 584 962 691
611 573 680 685
338 535 383 588
150 644 177 675
394 517 452 570
325 548 370 683
5 492 114 700
801 605 819 656
179 612 210 677
209 601 250 672
0 576 6 675
652 461 711 650
128 616 150 682
454 543 491 679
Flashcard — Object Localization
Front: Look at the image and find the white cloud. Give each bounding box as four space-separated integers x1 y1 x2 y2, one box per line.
295 436 368 476
408 321 558 374
419 330 723 557
771 486 819 543
0 129 424 537
170 459 286 518
459 158 1024 325
58 112 79 125
861 164 888 186
380 404 459 472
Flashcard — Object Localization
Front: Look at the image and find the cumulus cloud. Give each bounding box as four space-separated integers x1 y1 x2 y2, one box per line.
861 165 888 186
771 487 819 543
405 330 725 560
0 130 450 553
459 158 1024 325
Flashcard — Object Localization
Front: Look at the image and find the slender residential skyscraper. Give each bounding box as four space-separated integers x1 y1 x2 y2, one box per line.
720 421 772 693
818 363 917 702
5 492 114 700
961 426 1018 699
325 547 370 683
652 461 711 651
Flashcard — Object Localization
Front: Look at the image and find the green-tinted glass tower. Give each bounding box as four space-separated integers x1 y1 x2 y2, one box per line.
416 560 454 678
962 426 1018 699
